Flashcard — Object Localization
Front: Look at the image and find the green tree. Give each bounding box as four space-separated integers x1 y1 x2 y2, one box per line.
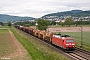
65 18 73 26
51 20 56 25
37 18 49 30
8 22 12 26
60 22 65 27
0 22 4 26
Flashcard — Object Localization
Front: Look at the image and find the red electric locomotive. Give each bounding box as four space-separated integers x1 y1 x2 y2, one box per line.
52 34 75 50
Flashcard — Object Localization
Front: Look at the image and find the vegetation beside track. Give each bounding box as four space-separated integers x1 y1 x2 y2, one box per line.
11 27 68 60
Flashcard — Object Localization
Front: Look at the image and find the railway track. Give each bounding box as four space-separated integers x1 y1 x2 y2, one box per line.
73 47 90 60
66 51 90 60
15 27 90 60
75 47 90 56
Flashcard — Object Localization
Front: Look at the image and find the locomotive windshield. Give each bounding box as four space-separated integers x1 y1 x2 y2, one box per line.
66 40 74 42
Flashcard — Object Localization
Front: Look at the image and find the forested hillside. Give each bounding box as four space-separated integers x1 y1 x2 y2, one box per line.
42 10 90 18
0 14 35 22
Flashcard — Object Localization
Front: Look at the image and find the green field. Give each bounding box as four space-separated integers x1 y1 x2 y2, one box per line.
0 26 10 28
0 29 16 57
0 29 31 60
61 32 90 51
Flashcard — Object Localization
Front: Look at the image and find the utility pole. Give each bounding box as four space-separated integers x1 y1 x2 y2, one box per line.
80 19 83 48
80 26 83 48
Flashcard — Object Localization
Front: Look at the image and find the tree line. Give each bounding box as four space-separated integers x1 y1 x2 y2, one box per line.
13 18 90 30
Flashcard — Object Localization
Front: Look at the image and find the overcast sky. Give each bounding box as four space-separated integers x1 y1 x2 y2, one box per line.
0 0 90 18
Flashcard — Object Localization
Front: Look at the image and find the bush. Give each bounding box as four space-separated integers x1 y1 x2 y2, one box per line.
8 22 12 26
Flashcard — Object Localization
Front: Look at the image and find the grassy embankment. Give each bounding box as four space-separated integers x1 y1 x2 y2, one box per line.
10 27 68 60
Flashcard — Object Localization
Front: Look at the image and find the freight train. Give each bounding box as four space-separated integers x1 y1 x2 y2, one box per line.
14 25 75 51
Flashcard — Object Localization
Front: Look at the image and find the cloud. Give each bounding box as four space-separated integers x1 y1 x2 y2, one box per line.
0 0 90 18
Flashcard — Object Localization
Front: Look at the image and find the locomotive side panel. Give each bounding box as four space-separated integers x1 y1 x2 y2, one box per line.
52 35 64 48
52 35 75 50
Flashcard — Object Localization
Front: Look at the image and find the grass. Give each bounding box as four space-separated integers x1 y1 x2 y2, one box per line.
0 29 8 32
61 32 90 51
0 29 16 57
0 26 10 28
11 27 68 60
0 27 31 60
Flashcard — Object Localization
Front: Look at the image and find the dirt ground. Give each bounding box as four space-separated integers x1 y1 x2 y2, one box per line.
48 26 90 33
1 30 30 60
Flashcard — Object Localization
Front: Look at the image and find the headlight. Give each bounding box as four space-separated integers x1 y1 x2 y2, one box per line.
66 44 69 45
72 44 75 45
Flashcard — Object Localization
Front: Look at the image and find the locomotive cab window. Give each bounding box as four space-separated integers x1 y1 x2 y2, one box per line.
66 40 74 42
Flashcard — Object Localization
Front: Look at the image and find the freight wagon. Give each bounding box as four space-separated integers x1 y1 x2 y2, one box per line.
38 30 46 40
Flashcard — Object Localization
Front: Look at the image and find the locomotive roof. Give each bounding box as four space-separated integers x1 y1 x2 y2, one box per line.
54 33 73 38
